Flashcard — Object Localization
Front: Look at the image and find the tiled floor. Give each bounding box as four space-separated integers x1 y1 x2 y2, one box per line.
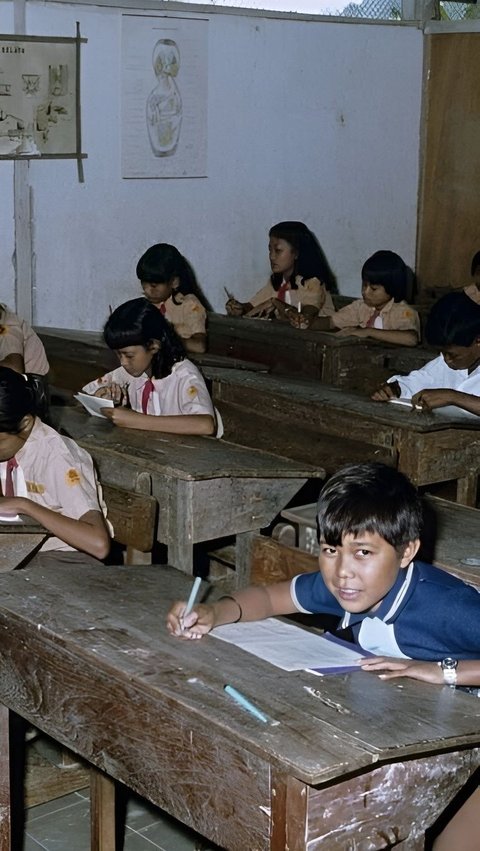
25 788 222 851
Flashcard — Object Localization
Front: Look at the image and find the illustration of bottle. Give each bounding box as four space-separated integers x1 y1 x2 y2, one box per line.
146 39 182 158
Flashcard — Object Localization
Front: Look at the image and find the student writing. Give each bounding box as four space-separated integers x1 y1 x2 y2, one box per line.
82 298 217 435
136 243 208 354
292 250 419 347
167 462 480 673
225 221 336 323
372 290 480 414
0 367 110 566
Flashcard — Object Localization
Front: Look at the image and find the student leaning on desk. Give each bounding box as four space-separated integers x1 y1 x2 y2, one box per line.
372 290 480 415
168 461 480 688
82 298 218 436
289 250 420 347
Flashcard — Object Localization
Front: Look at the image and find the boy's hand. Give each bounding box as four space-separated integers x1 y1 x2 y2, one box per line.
166 601 216 639
371 380 401 401
359 656 442 684
412 389 454 411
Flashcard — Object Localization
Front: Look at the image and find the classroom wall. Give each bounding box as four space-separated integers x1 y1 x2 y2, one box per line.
2 2 423 328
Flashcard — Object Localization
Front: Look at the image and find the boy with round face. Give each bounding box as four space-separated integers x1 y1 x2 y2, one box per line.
167 462 480 688
372 290 480 414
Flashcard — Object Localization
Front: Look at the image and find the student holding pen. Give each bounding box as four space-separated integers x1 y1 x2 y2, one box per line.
224 221 336 323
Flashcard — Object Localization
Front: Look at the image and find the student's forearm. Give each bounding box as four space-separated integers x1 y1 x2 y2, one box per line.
134 412 215 435
363 328 419 347
8 500 110 559
446 391 480 416
212 581 296 626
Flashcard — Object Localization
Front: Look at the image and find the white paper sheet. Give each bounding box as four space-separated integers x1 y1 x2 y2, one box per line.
73 393 114 419
211 618 361 672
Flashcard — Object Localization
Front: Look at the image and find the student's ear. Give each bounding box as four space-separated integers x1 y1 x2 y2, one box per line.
399 539 420 568
170 276 180 291
18 414 34 434
146 339 161 353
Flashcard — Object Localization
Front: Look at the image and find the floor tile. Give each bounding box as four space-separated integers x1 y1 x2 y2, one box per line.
25 797 90 850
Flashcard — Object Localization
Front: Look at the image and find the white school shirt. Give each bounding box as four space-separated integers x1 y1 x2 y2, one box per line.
82 358 215 419
388 354 480 401
0 417 109 552
0 309 49 375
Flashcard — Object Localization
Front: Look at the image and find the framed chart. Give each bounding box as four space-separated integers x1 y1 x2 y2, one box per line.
0 26 85 170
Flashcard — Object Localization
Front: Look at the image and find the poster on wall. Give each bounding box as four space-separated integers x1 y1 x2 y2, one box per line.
0 31 84 165
121 14 208 179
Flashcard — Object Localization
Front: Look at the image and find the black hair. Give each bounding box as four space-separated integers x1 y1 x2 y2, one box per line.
0 366 36 433
361 250 408 303
471 251 480 277
316 462 422 550
268 221 337 294
425 291 480 348
103 298 186 379
135 243 211 309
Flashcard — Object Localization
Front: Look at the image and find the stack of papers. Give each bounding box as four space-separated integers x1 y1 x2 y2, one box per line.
74 393 114 418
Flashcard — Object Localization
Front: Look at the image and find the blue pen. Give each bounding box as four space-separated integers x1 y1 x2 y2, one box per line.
224 684 269 724
180 576 202 631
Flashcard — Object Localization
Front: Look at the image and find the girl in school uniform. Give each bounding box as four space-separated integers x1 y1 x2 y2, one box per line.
82 297 217 436
0 366 110 566
290 250 420 347
225 220 336 324
0 303 49 376
136 243 209 354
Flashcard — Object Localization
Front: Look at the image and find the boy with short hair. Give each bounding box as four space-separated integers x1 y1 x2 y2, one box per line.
372 289 480 414
167 463 480 687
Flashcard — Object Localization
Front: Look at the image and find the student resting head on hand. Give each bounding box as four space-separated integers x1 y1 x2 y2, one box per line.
225 220 336 324
372 289 480 415
167 461 480 693
82 297 218 436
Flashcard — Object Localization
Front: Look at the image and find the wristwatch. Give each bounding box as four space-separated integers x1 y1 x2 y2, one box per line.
439 657 458 687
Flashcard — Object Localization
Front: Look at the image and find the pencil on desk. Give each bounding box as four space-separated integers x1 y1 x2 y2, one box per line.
224 684 269 723
297 301 302 313
184 576 202 618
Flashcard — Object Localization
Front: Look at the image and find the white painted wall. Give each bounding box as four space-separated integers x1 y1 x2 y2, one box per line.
2 2 423 328
0 6 15 310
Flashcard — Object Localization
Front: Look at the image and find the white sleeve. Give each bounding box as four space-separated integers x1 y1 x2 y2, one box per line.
388 355 447 398
82 366 129 395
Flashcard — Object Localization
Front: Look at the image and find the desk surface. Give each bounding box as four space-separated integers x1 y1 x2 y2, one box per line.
51 405 321 482
0 564 477 849
210 367 480 433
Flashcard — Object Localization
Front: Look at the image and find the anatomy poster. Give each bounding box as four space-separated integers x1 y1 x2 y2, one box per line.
0 34 81 159
121 14 208 179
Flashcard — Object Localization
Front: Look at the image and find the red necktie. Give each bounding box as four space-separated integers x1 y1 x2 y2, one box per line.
141 379 155 414
159 303 166 315
276 281 290 302
4 457 17 497
366 309 381 328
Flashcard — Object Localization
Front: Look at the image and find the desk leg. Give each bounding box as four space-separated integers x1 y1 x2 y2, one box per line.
235 531 256 588
90 769 116 851
270 770 307 851
0 705 11 850
456 474 478 507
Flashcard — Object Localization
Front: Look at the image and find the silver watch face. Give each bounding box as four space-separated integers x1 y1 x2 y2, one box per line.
442 657 458 670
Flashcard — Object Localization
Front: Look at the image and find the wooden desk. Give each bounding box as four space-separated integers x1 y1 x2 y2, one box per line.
280 495 480 588
35 326 269 395
50 405 320 580
0 564 478 850
211 369 480 505
207 313 433 392
0 533 47 572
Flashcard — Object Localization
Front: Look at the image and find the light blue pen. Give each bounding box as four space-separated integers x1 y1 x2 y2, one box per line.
224 684 269 724
180 576 202 631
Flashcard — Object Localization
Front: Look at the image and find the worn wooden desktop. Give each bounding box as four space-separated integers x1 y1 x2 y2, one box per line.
210 369 480 505
0 564 478 850
50 405 320 580
207 313 433 393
